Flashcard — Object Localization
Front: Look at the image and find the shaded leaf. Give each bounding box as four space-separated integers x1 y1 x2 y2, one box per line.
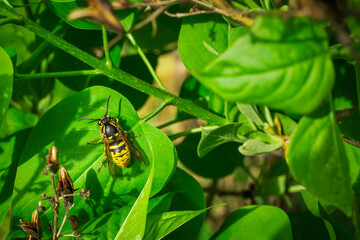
0 129 32 224
177 134 241 179
162 168 206 240
238 138 282 156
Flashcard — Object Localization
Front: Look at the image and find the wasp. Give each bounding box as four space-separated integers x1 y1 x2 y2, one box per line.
78 96 144 179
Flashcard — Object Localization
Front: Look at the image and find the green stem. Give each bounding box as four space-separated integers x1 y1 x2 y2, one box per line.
14 69 101 80
0 17 22 25
0 3 227 125
102 25 113 68
282 194 293 210
140 101 170 123
169 126 218 141
126 33 166 90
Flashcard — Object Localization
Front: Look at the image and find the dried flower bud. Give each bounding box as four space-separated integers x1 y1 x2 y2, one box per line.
68 215 79 231
68 0 124 33
79 188 91 201
46 146 59 174
47 222 52 232
74 232 84 238
19 210 41 239
56 167 74 205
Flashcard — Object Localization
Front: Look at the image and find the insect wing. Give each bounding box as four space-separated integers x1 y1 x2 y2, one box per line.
119 131 145 164
105 144 118 179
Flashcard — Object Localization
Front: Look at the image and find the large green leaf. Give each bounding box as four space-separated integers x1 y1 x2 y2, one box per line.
115 150 154 239
0 47 13 124
9 86 177 238
178 14 228 75
211 205 293 239
288 101 352 216
177 134 241 178
0 129 32 225
194 16 334 115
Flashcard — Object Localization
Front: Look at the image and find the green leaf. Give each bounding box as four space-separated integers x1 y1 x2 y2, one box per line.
147 192 175 215
238 138 283 156
211 205 293 239
0 129 32 224
178 14 228 75
115 151 154 239
194 16 334 115
144 208 214 240
9 86 177 237
236 103 264 127
197 124 246 158
300 190 336 217
162 168 206 240
0 46 13 124
274 112 297 135
0 107 38 139
177 134 241 178
288 101 352 216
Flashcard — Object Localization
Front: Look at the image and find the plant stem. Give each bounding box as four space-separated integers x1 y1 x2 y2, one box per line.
15 70 101 80
126 33 166 90
0 17 23 25
0 3 227 125
57 205 70 238
282 194 293 211
168 126 218 141
140 101 170 122
50 172 59 240
157 118 182 129
102 25 113 68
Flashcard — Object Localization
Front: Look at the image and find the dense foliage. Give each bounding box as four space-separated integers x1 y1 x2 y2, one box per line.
0 0 360 239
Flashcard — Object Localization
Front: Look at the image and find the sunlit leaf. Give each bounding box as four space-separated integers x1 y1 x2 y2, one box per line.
194 16 334 115
9 86 177 238
288 101 352 216
211 205 293 239
0 46 13 124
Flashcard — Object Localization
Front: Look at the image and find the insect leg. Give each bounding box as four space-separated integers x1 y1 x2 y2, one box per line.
123 131 141 138
87 138 104 145
97 146 107 172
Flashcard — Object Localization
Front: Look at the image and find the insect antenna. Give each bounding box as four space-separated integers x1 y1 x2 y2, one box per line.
78 118 100 121
104 95 111 117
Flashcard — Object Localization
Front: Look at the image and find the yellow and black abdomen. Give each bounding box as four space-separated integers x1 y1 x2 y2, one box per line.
108 140 131 168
